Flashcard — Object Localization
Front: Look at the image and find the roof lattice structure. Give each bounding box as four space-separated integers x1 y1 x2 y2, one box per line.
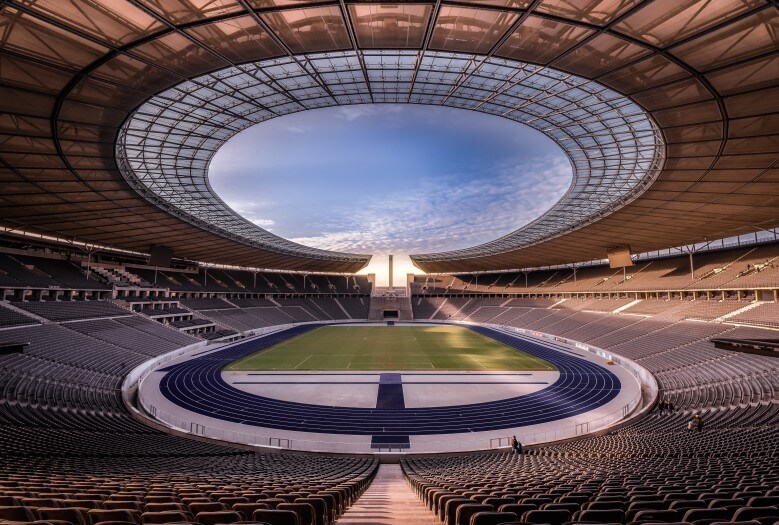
0 0 777 272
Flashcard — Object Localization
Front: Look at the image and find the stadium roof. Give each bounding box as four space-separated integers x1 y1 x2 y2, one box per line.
0 0 777 273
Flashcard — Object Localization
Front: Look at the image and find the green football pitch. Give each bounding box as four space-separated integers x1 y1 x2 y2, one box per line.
224 325 555 371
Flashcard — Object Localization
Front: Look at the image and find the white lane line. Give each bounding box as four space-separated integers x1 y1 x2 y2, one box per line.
294 355 313 370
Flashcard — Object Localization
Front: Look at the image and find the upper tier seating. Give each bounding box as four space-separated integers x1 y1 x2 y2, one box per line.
12 300 132 322
409 242 779 295
0 303 38 328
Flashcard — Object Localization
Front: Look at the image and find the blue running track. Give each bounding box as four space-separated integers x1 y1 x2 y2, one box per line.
156 324 621 435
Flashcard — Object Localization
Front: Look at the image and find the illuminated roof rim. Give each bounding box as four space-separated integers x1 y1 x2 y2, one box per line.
115 51 663 262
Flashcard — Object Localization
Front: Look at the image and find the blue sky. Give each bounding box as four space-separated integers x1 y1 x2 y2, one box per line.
209 104 571 283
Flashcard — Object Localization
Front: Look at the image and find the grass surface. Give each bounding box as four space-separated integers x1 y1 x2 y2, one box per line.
225 325 555 371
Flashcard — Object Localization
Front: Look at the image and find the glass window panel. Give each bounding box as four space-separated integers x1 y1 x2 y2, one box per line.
497 15 593 64
130 32 228 76
137 0 242 25
16 0 163 46
554 33 650 77
706 54 779 96
614 0 762 47
349 4 432 49
0 8 108 69
535 0 639 26
261 6 351 53
186 15 284 62
430 6 519 54
599 54 689 94
630 78 712 111
671 10 779 71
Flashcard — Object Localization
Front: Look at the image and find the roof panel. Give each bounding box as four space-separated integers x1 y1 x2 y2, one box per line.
613 0 763 47
705 54 779 96
671 9 779 71
553 33 651 77
430 6 519 54
535 0 639 26
185 15 285 62
598 54 689 94
136 0 243 25
129 32 229 76
17 0 165 45
261 6 352 53
349 4 432 49
496 15 594 64
0 7 108 69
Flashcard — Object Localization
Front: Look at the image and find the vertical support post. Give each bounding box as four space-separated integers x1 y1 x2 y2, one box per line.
388 254 394 290
689 251 695 282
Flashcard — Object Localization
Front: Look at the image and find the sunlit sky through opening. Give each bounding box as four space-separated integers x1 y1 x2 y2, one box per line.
209 105 572 286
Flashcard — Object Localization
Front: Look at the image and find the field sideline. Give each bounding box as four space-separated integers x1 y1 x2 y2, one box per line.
224 325 555 371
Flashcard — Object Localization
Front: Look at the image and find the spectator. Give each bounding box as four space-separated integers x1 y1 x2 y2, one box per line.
695 414 703 432
512 435 522 455
658 399 666 415
687 420 695 432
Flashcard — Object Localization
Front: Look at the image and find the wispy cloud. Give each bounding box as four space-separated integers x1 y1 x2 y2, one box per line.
335 104 404 121
210 105 572 264
224 201 276 230
289 154 571 255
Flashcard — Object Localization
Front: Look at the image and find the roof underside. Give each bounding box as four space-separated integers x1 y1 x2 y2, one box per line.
0 0 777 273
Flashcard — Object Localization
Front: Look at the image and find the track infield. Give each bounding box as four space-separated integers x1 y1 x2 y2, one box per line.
224 325 556 371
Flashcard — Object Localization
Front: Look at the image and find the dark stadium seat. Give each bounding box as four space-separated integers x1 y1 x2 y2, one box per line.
141 511 192 524
195 510 242 525
292 498 327 525
275 504 314 525
573 509 625 523
470 511 518 525
233 504 271 520
499 504 536 517
0 506 38 522
522 508 571 525
188 503 227 515
456 504 494 525
36 508 89 525
250 510 299 525
733 508 779 522
87 510 141 525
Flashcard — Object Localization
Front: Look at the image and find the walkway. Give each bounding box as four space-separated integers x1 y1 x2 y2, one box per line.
337 464 437 525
